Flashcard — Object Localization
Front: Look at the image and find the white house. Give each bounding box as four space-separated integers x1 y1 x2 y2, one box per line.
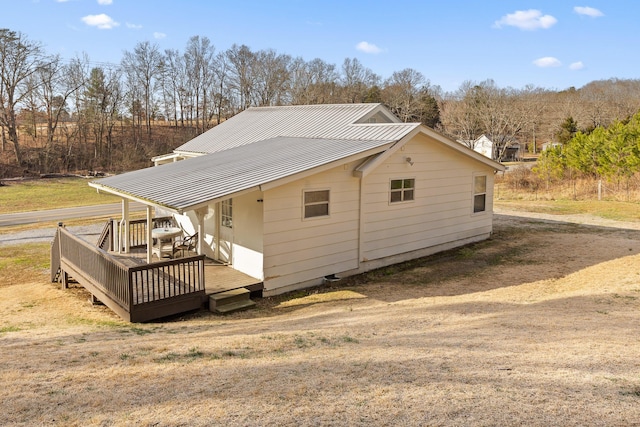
471 134 496 159
470 134 522 162
90 104 505 296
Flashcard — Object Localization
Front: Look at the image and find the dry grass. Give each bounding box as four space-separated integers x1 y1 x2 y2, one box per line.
2 213 640 426
0 178 119 214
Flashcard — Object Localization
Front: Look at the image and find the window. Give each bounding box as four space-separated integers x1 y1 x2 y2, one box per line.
390 179 415 203
221 199 233 228
304 190 329 218
473 175 487 213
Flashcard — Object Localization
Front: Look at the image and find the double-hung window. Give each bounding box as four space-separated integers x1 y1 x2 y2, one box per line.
473 175 487 213
390 179 415 203
304 190 330 218
221 199 233 228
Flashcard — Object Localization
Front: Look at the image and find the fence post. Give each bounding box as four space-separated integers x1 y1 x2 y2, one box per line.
598 179 602 201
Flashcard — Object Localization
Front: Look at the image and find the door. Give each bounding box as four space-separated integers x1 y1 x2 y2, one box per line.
218 199 233 264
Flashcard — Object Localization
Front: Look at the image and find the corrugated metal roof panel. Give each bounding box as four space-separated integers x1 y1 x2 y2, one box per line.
92 137 393 212
176 104 418 154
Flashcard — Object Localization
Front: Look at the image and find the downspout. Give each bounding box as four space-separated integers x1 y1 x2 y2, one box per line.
357 173 364 269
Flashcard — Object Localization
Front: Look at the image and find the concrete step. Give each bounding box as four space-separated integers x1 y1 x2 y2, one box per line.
209 288 255 314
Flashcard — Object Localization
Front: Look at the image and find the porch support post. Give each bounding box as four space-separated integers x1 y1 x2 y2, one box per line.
122 199 130 253
195 207 206 255
146 206 153 263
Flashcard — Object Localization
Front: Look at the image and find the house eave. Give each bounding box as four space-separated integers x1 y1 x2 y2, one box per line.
259 143 393 191
89 182 184 214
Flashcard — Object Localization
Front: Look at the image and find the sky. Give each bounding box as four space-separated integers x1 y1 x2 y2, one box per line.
2 0 637 92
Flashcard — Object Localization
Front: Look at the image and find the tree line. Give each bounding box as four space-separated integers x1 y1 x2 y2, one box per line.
2 28 640 177
535 112 640 188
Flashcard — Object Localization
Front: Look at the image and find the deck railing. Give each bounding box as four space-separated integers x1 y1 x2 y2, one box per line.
129 256 205 305
57 227 132 310
53 226 205 322
50 225 62 282
126 216 175 249
96 219 113 251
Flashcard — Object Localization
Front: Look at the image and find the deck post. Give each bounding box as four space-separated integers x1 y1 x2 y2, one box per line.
122 199 130 253
195 207 206 255
61 271 68 289
146 206 153 263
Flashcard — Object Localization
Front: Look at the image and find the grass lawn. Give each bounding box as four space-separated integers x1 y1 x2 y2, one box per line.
0 177 119 214
494 198 640 222
2 210 640 425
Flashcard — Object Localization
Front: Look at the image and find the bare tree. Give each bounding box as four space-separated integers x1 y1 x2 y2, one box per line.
35 56 87 171
121 41 163 137
226 44 255 112
381 68 439 126
289 58 339 105
184 36 217 133
160 48 185 126
0 28 45 166
251 49 292 107
340 57 379 103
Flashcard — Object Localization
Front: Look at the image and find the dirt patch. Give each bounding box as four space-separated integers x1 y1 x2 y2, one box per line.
2 212 640 426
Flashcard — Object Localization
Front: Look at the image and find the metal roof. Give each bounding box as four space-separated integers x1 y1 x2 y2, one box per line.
176 103 419 154
91 137 394 212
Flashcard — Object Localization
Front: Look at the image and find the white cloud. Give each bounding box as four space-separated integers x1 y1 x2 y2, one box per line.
494 9 557 30
570 61 585 70
356 41 382 54
81 14 119 29
97 0 113 5
126 22 143 29
533 57 562 67
574 6 604 17
153 32 167 39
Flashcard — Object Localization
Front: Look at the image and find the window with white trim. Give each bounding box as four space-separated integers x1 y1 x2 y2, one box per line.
304 190 329 218
473 175 487 213
221 199 233 228
390 179 415 203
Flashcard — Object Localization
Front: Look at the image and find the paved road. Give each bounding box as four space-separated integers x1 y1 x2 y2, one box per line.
0 202 146 247
0 202 146 227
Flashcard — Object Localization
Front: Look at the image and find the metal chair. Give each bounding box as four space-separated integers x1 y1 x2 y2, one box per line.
173 232 198 258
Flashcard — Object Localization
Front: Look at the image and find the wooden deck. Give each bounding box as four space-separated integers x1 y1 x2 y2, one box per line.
116 249 263 296
52 221 262 322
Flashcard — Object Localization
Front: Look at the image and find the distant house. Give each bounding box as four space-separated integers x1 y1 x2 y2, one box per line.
90 104 505 296
470 134 522 162
541 142 562 151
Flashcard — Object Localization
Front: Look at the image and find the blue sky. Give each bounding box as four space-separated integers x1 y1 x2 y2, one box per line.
2 0 636 92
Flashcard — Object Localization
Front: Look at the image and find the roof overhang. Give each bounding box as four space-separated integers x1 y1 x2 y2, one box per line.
90 137 396 214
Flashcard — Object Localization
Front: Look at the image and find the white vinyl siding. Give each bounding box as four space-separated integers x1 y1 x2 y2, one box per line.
263 163 360 292
362 134 495 261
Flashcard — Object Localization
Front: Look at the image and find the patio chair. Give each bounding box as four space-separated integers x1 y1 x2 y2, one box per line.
173 232 198 258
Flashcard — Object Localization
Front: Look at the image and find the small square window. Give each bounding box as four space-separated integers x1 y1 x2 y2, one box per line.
304 190 329 218
390 179 415 203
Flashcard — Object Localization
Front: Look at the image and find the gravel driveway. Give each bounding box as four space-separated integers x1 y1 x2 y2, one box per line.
0 224 103 247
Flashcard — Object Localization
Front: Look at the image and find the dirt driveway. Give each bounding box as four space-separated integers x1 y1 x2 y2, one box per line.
2 210 640 426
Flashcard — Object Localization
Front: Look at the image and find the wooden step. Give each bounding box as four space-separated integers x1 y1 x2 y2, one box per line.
209 288 255 314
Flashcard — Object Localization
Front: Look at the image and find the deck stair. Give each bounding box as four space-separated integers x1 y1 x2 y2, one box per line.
209 288 256 314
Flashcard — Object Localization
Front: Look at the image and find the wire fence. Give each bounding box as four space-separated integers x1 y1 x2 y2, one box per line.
496 166 640 203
